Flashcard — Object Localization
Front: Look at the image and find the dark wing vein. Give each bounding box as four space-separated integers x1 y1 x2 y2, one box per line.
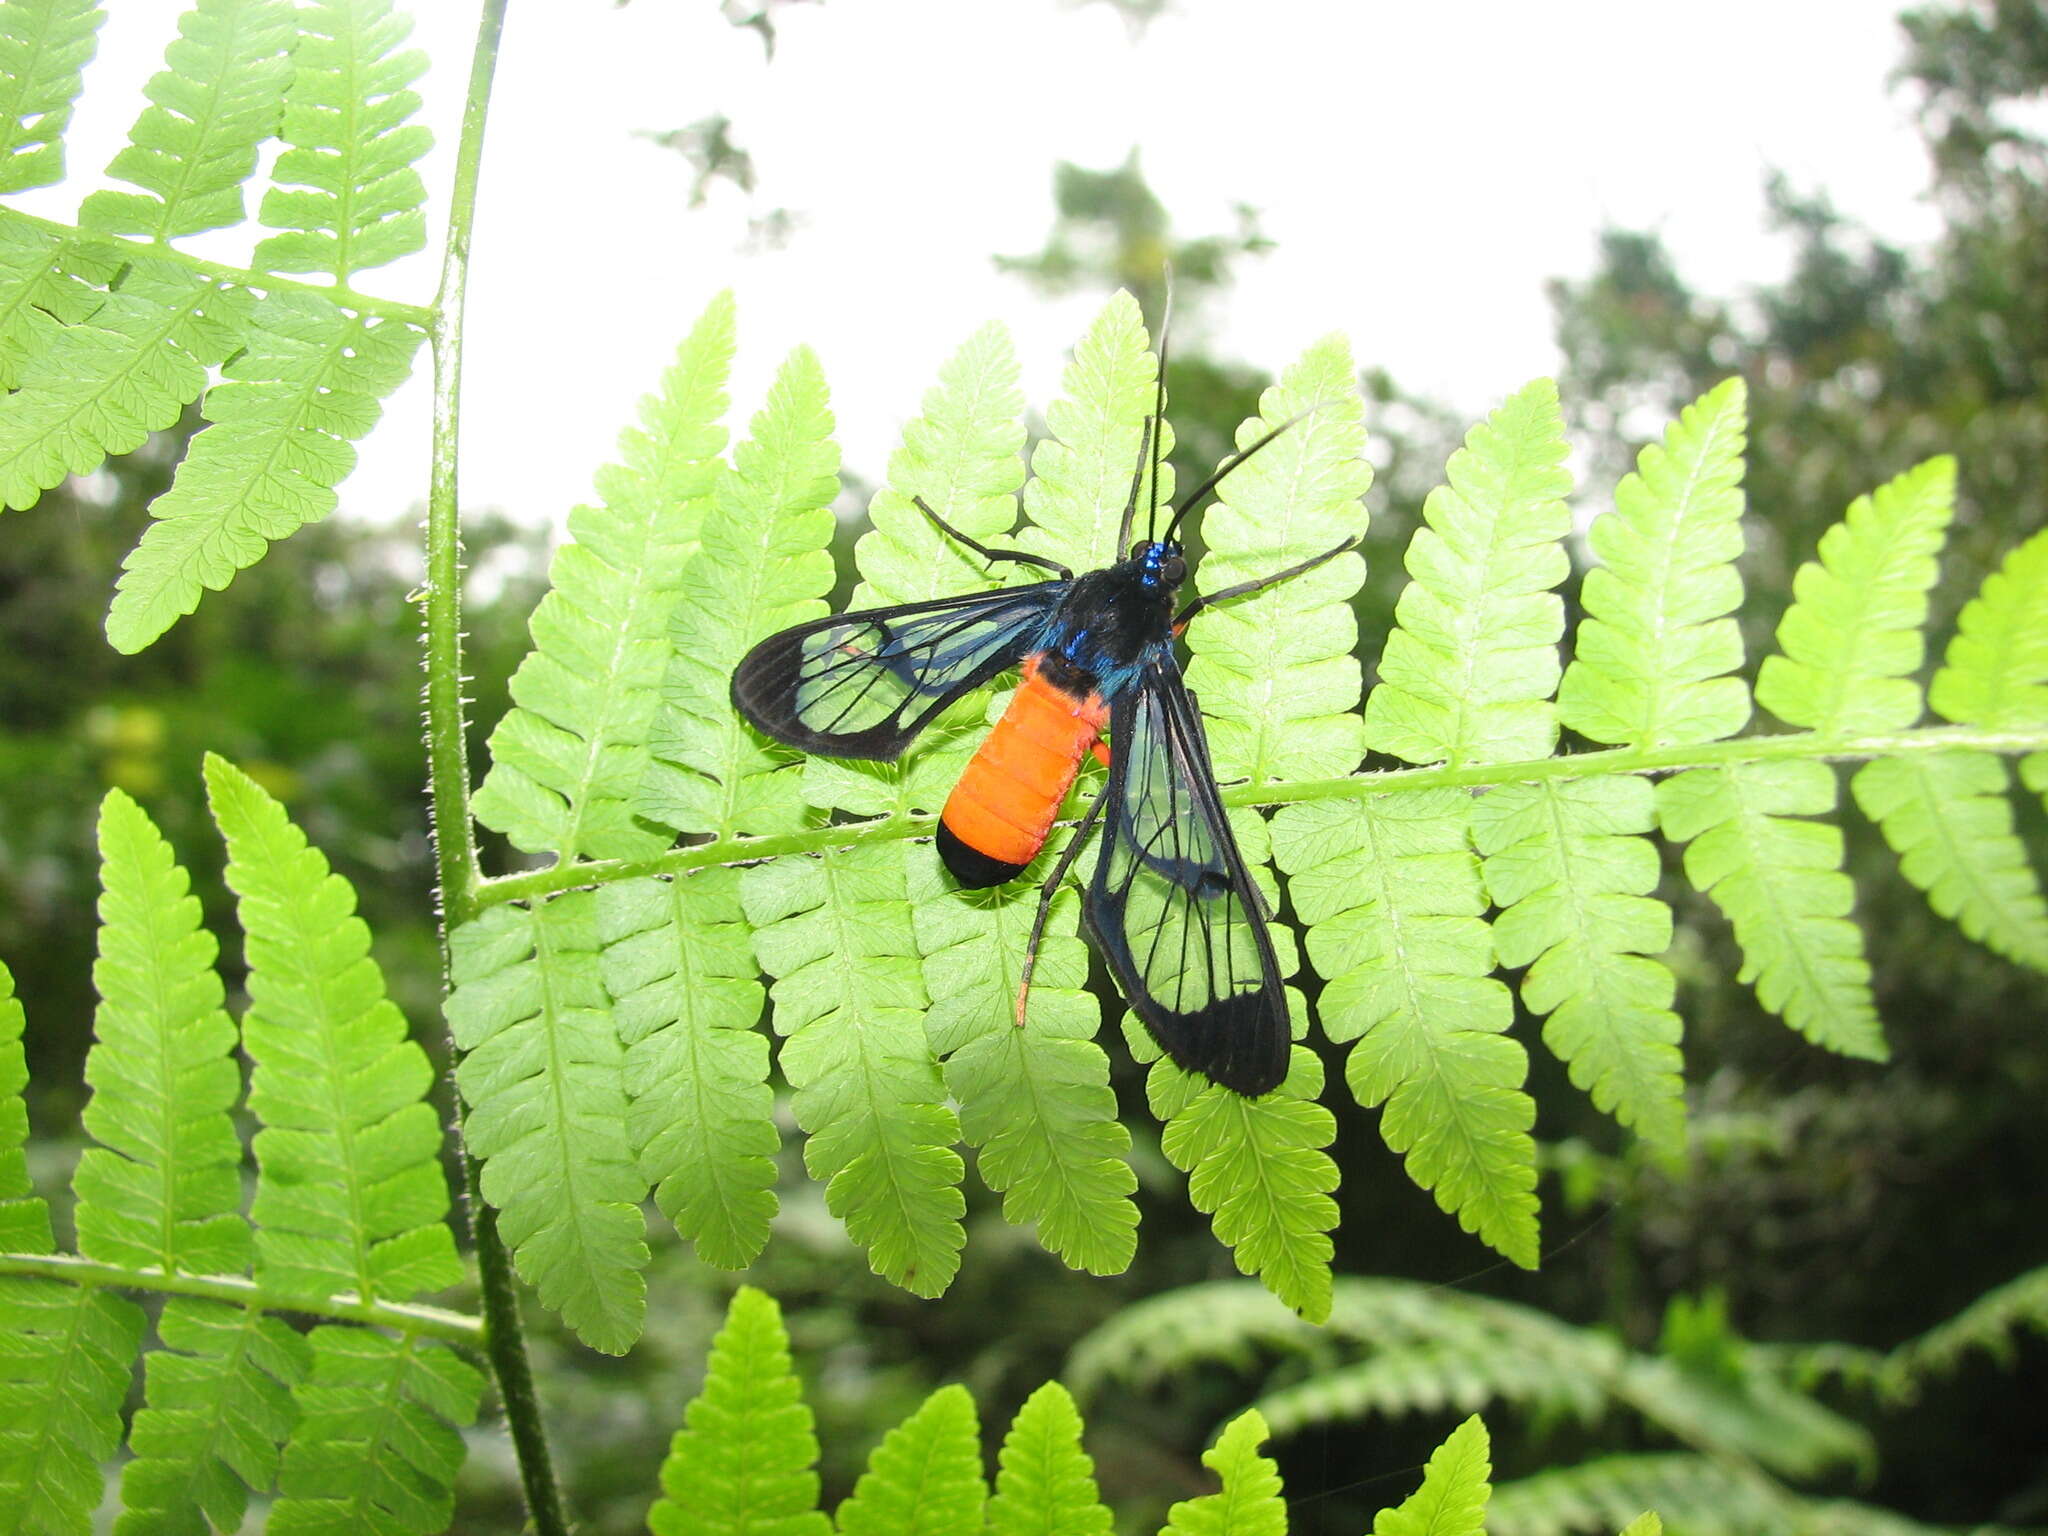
731 583 1063 761
1082 654 1289 1095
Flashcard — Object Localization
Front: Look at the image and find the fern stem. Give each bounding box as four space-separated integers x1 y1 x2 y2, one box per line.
424 8 570 1536
0 1252 482 1344
472 723 2048 909
0 206 434 327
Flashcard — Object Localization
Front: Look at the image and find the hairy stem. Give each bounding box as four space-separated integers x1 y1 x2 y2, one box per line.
0 1252 482 1345
424 6 567 1536
474 722 2048 909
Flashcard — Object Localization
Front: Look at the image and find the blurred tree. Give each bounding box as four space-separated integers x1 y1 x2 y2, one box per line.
1545 1 2048 1523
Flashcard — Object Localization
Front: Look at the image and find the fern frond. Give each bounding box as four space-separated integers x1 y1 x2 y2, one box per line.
1486 1454 1779 1536
743 842 966 1296
1889 1263 2048 1386
0 1273 144 1536
1146 1033 1339 1322
910 841 1134 1274
2 970 140 1528
0 960 43 1251
0 255 248 511
1852 752 2048 971
1755 458 1955 737
1557 378 1749 749
987 1383 1112 1536
597 869 776 1270
447 894 647 1353
117 1300 308 1536
1474 777 1686 1152
804 320 1026 818
649 1286 829 1536
79 0 295 240
1064 1279 1319 1406
88 794 309 1532
1374 1415 1489 1536
108 291 423 652
1657 762 1883 1059
204 754 463 1305
1186 334 1370 786
268 1327 481 1536
74 789 246 1275
0 0 103 193
1614 1517 1661 1536
640 344 838 838
1364 377 1572 768
1159 1410 1285 1536
0 216 111 390
1930 524 2048 732
1274 790 1537 1267
1013 290 1163 573
254 0 430 281
833 1383 985 1536
1253 1332 1595 1441
474 291 735 862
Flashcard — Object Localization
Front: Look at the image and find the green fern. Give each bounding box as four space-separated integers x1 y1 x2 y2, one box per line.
986 1383 1112 1536
910 851 1136 1278
649 1286 829 1536
1272 790 1536 1267
1557 378 1749 750
639 344 839 838
1886 1262 2048 1387
1158 1410 1285 1536
599 869 776 1271
832 1383 985 1536
79 0 295 240
0 254 248 511
0 0 102 194
1364 376 1572 767
744 842 966 1297
0 216 109 388
475 292 735 862
75 790 245 1276
1473 777 1685 1154
1487 1454 1780 1536
0 963 149 1536
1186 333 1370 788
1375 1415 1490 1536
271 1328 481 1536
207 753 462 1305
1144 1035 1339 1322
254 0 429 281
108 291 422 652
448 893 649 1354
79 789 306 1536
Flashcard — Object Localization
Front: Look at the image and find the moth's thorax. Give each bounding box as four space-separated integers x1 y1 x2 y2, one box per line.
1042 543 1183 696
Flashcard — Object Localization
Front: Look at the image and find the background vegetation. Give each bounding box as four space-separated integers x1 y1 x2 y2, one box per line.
2 1 2045 1532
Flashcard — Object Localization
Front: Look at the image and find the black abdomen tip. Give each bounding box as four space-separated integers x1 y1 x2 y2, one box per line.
936 819 1028 889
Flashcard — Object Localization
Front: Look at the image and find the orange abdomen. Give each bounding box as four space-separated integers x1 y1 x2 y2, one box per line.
938 656 1109 888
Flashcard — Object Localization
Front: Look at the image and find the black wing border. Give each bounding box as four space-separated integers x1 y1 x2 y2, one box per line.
730 581 1065 762
1081 653 1291 1096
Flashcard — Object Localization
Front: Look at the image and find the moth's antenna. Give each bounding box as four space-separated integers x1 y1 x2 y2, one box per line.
1115 271 1174 555
1112 413 1155 557
1146 265 1173 544
1160 400 1329 545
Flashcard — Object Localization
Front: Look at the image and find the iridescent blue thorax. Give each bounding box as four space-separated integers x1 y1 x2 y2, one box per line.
1035 540 1188 702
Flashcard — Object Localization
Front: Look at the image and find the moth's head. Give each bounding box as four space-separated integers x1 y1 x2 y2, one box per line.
1130 539 1187 590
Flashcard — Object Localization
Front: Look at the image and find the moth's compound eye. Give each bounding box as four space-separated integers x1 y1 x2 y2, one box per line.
1162 556 1187 585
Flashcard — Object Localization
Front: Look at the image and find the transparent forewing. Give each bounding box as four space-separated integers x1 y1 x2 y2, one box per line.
1083 658 1289 1095
732 583 1063 761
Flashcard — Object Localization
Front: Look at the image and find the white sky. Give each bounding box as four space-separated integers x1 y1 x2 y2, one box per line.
28 1 1941 530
